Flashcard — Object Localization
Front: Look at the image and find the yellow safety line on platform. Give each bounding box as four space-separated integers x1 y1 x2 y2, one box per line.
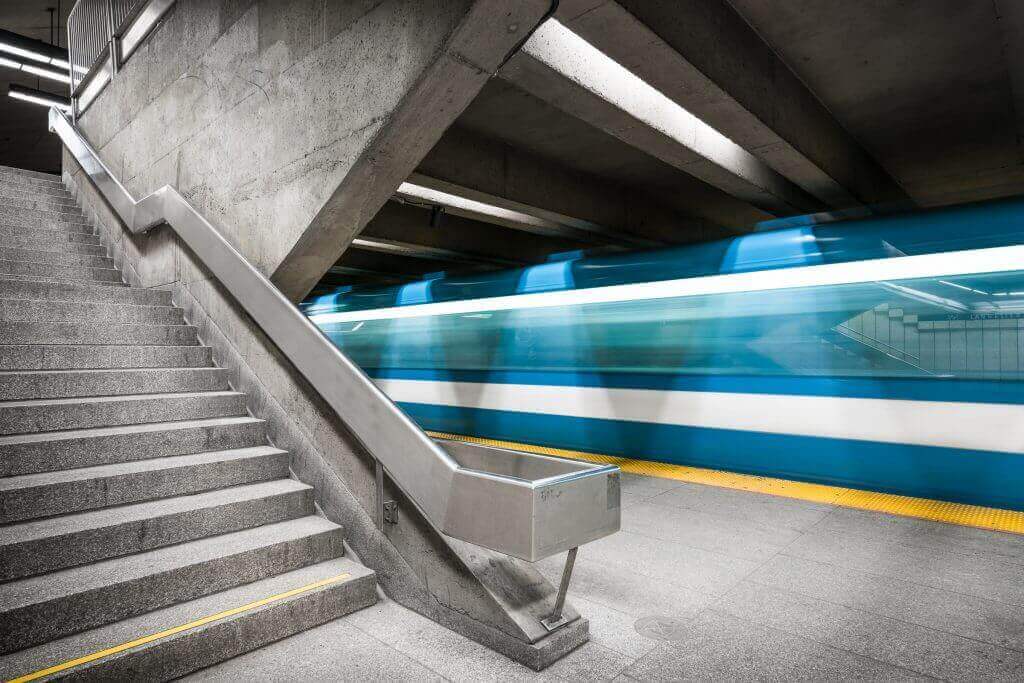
7 573 352 683
429 431 1024 536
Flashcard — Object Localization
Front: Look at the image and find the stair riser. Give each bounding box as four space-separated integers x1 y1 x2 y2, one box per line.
54 574 378 681
0 166 61 181
4 235 105 255
0 207 91 229
0 248 113 268
0 279 171 305
0 173 66 192
0 192 78 211
0 225 98 244
0 487 313 581
0 300 183 325
0 322 197 345
0 451 289 524
0 345 211 371
0 261 121 283
0 393 247 435
0 418 264 476
0 200 83 219
0 525 344 655
0 221 95 239
0 369 231 400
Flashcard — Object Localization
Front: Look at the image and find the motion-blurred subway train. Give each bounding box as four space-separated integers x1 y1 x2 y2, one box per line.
302 197 1024 510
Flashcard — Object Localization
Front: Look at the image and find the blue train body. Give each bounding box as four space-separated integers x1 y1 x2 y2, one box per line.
303 197 1024 510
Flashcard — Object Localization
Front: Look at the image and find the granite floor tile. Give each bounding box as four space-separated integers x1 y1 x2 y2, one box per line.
752 553 1024 650
717 579 1024 681
619 609 929 682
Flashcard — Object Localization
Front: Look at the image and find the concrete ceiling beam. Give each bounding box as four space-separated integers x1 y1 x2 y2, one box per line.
499 17 822 217
552 0 909 210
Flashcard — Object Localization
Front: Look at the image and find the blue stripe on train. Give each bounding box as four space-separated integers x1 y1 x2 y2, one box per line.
400 401 1024 511
367 368 1024 405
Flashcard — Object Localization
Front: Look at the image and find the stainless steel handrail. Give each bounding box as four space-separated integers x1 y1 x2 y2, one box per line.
50 108 620 562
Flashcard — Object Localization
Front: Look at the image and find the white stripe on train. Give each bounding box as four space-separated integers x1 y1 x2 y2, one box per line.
374 378 1024 455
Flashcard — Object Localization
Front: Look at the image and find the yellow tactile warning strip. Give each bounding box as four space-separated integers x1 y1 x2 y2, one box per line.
7 572 352 683
429 431 1024 536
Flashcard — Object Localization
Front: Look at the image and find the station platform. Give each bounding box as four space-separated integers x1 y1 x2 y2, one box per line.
183 453 1024 681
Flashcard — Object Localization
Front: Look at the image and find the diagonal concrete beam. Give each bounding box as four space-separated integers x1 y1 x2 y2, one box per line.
554 0 909 209
500 18 823 217
271 0 555 303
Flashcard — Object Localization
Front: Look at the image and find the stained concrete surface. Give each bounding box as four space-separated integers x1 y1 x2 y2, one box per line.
185 471 1024 681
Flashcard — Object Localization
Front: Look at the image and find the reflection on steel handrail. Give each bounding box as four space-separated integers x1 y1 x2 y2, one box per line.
49 108 620 563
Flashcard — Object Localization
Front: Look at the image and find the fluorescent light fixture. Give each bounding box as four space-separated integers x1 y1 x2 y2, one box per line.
309 243 1024 324
21 63 70 84
398 182 574 236
8 84 71 112
0 55 20 70
0 41 50 64
0 29 70 68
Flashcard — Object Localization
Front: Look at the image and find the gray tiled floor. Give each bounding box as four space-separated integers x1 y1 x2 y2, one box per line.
185 472 1024 681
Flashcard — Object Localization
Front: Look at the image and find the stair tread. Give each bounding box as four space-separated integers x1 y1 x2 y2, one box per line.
0 445 285 492
0 516 340 611
0 416 259 447
0 479 310 546
0 389 244 410
0 556 373 681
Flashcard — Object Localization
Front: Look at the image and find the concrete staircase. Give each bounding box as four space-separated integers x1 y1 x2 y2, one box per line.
0 166 377 680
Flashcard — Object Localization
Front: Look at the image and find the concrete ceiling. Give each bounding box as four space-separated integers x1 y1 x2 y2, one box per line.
0 1 72 174
727 0 1024 207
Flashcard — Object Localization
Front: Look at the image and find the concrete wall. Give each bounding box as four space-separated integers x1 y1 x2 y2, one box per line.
78 0 549 300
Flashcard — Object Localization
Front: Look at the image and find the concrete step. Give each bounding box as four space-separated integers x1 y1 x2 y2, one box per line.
0 445 289 523
0 277 171 305
1 194 83 215
0 224 97 244
0 246 113 269
0 367 231 400
0 321 198 345
0 184 73 204
0 273 125 286
0 415 266 476
0 259 122 283
0 515 346 655
0 343 212 370
0 188 77 210
0 556 376 681
0 205 91 228
0 170 65 191
0 200 84 220
0 165 61 182
0 390 248 434
0 298 183 325
0 479 313 580
0 217 95 237
4 233 105 255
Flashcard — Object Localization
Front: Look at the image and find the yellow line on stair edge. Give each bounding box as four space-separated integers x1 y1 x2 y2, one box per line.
429 431 1024 536
8 573 352 683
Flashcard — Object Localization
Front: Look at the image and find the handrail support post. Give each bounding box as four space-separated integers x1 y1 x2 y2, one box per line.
541 547 578 631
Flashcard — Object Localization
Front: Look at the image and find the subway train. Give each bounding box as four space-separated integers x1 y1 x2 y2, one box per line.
302 197 1024 510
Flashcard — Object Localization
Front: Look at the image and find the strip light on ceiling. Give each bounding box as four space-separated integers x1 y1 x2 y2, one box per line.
309 243 1024 324
0 29 72 83
8 84 71 112
20 62 70 84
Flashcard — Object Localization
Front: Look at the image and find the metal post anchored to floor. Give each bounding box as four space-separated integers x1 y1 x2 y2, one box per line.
541 547 578 631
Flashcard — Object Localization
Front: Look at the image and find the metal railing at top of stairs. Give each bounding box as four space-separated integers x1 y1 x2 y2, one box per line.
49 108 620 572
